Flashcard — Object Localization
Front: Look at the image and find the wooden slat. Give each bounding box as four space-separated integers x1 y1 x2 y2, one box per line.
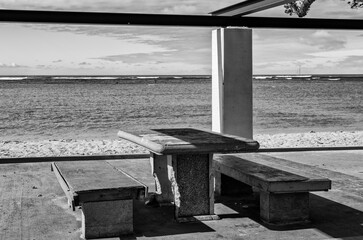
54 161 145 205
214 154 331 193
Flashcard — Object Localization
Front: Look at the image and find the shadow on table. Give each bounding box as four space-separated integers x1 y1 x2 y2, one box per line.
151 128 258 151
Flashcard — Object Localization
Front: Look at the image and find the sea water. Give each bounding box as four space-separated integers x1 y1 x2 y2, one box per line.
0 75 362 141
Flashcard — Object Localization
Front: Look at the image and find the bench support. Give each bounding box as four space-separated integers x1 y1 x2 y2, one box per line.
81 199 133 239
260 191 310 225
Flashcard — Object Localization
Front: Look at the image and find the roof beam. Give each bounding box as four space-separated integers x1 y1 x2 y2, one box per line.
1 10 363 30
211 0 291 16
1 9 246 27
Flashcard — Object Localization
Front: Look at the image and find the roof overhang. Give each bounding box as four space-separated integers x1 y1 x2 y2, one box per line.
1 9 363 30
211 0 291 16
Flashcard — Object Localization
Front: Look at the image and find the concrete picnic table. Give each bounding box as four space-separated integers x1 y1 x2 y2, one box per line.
117 128 259 222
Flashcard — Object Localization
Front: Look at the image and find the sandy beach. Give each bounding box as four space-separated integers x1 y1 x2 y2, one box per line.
0 130 362 158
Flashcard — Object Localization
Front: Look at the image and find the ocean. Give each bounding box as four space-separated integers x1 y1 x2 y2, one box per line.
0 75 362 141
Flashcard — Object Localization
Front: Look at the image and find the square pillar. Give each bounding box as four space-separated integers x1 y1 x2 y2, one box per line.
173 153 213 218
260 191 310 225
212 27 253 139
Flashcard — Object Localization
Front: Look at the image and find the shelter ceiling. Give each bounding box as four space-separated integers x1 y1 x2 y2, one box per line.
0 0 242 15
1 0 362 20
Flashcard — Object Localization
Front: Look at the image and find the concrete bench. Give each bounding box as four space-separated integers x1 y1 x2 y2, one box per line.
214 153 332 225
51 161 146 239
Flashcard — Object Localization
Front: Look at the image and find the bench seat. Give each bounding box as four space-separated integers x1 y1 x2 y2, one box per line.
214 153 331 225
51 161 145 239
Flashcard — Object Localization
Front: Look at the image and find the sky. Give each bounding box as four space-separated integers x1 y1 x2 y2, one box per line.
1 0 363 75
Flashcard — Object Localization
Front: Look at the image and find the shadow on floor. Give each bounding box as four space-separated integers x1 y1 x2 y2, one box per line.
219 193 363 239
309 194 363 239
111 191 363 240
131 200 215 238
107 157 363 239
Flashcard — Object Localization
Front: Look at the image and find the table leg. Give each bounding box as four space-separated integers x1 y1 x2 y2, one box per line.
150 153 174 204
171 153 218 222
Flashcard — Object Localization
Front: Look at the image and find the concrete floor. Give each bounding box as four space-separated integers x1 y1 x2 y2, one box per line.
0 150 362 240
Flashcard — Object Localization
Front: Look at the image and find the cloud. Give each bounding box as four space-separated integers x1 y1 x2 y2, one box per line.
7 1 363 75
0 0 134 12
161 5 198 14
35 64 53 69
98 53 162 64
254 46 363 74
337 55 363 67
29 24 207 45
0 62 25 68
305 0 363 18
308 49 363 58
299 30 346 50
26 24 211 55
96 51 175 64
249 0 363 19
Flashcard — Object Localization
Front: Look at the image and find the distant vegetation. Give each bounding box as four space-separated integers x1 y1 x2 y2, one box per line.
284 0 363 17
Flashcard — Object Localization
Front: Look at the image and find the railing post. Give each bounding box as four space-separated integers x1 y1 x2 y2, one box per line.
212 27 253 139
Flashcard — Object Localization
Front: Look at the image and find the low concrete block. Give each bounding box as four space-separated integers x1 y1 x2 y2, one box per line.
81 199 133 239
260 191 310 225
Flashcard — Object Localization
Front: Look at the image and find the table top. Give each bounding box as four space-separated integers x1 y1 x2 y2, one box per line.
118 128 260 155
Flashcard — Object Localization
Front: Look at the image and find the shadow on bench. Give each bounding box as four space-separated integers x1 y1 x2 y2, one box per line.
214 153 332 226
51 161 146 239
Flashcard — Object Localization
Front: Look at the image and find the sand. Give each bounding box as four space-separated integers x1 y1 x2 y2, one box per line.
0 130 362 158
254 130 363 148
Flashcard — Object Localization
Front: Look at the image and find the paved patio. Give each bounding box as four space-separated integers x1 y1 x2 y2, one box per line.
0 150 362 239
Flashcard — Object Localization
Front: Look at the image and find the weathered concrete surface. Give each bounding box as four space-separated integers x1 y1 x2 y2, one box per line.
0 150 362 239
266 150 363 178
82 199 133 239
259 191 310 225
0 162 81 239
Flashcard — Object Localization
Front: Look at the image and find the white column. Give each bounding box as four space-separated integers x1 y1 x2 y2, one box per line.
212 27 253 138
